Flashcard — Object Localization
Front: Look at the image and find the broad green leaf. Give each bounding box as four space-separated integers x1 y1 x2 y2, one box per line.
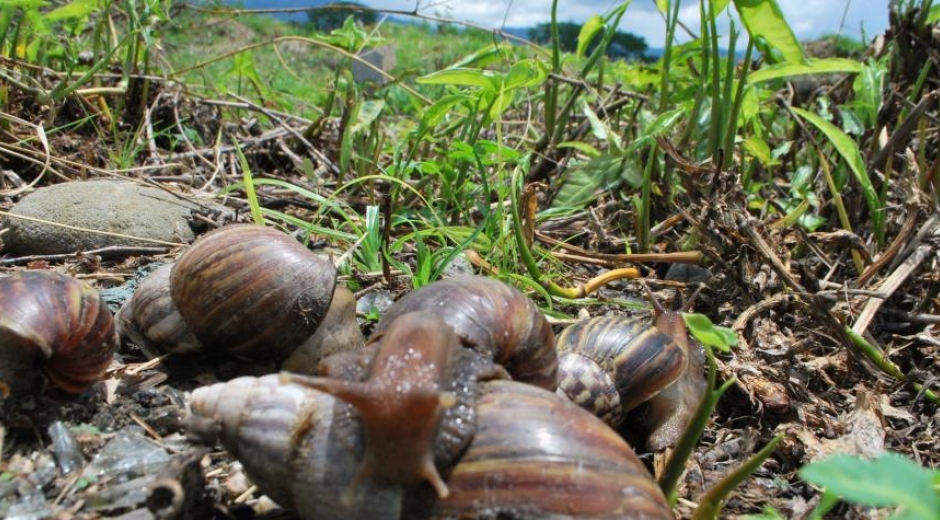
742 135 777 166
577 16 604 58
749 58 862 83
929 4 940 25
733 0 805 64
415 94 467 133
682 313 737 352
800 453 940 520
350 99 385 134
418 68 496 91
655 0 668 13
626 107 684 153
503 59 548 91
711 0 732 17
43 0 99 21
791 106 883 241
552 155 624 210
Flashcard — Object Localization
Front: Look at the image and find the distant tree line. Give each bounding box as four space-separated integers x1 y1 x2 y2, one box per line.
529 22 649 61
307 2 376 32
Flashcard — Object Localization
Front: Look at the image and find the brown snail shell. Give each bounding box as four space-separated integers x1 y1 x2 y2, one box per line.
0 271 117 396
556 305 707 451
117 225 346 363
188 376 672 520
170 224 338 360
115 263 203 356
372 275 558 390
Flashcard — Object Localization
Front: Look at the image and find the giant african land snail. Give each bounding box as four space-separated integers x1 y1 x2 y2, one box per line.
0 270 117 397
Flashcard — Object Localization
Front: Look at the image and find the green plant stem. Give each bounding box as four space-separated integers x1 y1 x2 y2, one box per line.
510 171 638 298
691 434 784 520
659 345 735 503
844 327 940 404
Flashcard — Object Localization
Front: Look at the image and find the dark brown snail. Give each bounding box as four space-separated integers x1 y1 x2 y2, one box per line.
116 224 348 363
0 271 117 396
555 295 707 451
371 275 558 390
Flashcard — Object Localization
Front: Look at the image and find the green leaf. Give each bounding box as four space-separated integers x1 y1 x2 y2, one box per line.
799 453 940 520
655 0 669 13
577 16 604 58
349 99 385 134
503 59 548 91
626 107 685 154
43 0 99 21
682 313 738 352
733 0 805 64
710 0 732 17
790 106 883 242
417 68 496 91
928 4 940 25
749 57 862 83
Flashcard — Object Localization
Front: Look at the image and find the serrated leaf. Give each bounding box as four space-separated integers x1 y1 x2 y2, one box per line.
799 453 940 520
749 57 862 83
733 0 805 64
577 16 604 58
683 313 737 352
791 106 883 241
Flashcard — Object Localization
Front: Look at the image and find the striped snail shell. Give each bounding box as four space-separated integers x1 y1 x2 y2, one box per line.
372 275 558 390
0 271 117 396
117 224 345 363
556 299 706 451
188 376 672 520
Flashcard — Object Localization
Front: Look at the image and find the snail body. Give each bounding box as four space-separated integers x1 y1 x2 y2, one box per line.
189 375 672 520
0 271 117 396
284 312 461 500
117 225 349 363
372 275 558 390
556 301 706 450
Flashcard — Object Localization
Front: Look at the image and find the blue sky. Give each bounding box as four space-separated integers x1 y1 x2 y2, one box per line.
364 0 889 45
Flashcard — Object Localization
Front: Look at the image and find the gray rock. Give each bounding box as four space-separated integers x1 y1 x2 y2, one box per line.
352 44 397 83
3 181 199 254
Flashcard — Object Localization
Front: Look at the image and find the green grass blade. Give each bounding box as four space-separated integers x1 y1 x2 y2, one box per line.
791 106 884 243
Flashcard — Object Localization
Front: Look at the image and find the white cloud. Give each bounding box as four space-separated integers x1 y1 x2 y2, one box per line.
369 0 890 47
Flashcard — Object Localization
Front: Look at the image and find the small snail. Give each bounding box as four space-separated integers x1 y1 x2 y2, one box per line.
555 292 707 450
116 224 352 363
0 271 117 396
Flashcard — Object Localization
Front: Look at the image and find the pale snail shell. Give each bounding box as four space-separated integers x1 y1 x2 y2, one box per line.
188 375 673 520
0 271 117 396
